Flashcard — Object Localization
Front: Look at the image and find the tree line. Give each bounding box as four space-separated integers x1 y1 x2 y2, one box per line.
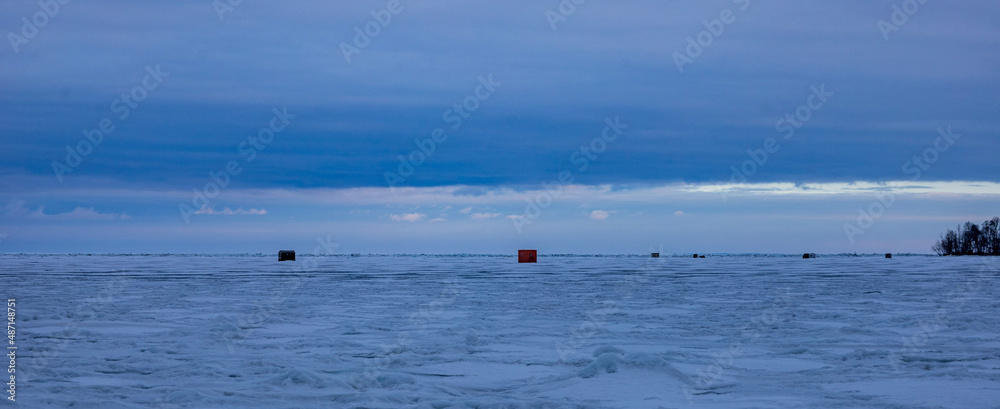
932 217 1000 256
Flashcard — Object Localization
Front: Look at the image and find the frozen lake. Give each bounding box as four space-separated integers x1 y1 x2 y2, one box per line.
3 255 1000 408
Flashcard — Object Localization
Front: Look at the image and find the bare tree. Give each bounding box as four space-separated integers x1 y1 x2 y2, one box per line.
959 222 978 255
932 238 945 256
933 218 1000 256
944 229 959 255
972 222 984 255
983 217 1000 256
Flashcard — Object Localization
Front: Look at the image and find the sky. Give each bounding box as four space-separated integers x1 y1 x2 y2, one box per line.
1 0 998 254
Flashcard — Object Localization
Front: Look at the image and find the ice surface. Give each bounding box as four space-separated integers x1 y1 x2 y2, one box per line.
3 254 1000 408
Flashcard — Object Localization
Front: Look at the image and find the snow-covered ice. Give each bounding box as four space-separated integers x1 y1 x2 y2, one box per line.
3 254 1000 408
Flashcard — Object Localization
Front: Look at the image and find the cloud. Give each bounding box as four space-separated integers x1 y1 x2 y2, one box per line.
193 206 267 216
18 181 1000 212
429 217 447 222
390 213 426 222
3 2 1000 193
3 201 129 221
590 210 613 220
675 211 685 216
470 212 501 220
682 181 1000 196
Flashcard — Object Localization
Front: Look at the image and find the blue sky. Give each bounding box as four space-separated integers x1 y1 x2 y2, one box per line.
1 0 998 254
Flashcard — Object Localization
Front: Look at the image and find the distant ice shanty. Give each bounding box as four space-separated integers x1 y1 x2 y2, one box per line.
886 253 893 258
803 253 817 259
651 252 659 258
278 250 295 261
518 250 537 263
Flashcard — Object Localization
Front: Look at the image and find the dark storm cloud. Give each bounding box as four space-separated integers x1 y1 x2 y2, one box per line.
2 0 998 191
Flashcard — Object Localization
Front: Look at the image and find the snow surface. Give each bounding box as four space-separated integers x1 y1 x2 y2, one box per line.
3 254 1000 408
